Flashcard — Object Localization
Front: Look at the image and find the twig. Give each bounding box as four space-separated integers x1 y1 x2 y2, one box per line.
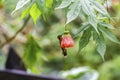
0 15 30 48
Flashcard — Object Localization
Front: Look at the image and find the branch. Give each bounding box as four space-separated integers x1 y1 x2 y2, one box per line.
0 15 30 48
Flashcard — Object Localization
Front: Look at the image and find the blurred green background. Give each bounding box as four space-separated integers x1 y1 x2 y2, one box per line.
0 0 120 80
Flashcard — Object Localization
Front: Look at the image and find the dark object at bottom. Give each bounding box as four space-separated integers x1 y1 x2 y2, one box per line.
1 47 65 80
0 69 65 80
5 47 26 71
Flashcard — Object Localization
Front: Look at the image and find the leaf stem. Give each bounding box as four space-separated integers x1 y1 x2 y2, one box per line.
0 15 30 48
65 25 68 31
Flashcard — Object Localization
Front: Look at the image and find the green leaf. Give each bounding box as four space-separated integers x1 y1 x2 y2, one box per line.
78 27 91 53
97 40 106 61
20 8 30 19
81 0 94 16
91 0 110 17
80 0 90 16
88 15 98 33
99 22 115 29
98 17 110 23
12 0 30 14
66 0 81 24
99 26 120 44
36 0 45 9
23 35 41 68
56 0 72 9
73 22 89 38
46 0 53 8
93 30 106 61
79 7 86 21
81 0 98 33
29 3 41 24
